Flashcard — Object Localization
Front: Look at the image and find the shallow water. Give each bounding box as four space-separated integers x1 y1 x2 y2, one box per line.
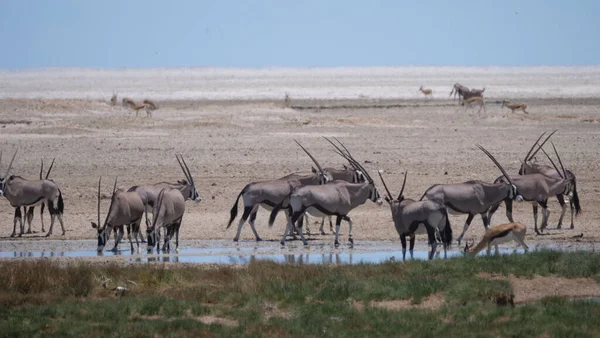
0 239 585 265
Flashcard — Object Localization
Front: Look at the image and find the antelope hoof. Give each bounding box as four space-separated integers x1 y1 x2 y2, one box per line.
348 237 354 245
570 225 575 230
320 231 326 235
61 232 66 236
280 241 286 246
44 232 52 237
10 233 16 238
233 238 239 242
334 240 340 248
557 224 562 229
255 237 263 242
26 230 32 234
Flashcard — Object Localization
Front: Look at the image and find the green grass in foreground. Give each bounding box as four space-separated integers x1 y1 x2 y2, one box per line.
0 250 600 337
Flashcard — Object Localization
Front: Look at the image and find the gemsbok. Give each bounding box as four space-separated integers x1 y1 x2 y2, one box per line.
464 222 528 256
450 83 485 102
0 150 65 238
487 140 580 235
91 177 145 253
420 144 523 245
305 163 366 235
128 154 201 241
226 141 332 242
502 101 528 114
518 130 580 229
269 138 382 247
22 158 55 234
378 170 452 260
419 86 433 98
146 188 186 253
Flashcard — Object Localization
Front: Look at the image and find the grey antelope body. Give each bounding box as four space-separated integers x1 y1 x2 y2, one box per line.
146 188 186 253
464 222 528 256
21 158 55 235
0 151 65 238
269 138 382 247
518 131 581 229
379 171 452 261
304 164 366 235
227 141 332 242
92 178 145 253
450 83 485 102
127 154 201 241
420 145 523 245
488 170 578 235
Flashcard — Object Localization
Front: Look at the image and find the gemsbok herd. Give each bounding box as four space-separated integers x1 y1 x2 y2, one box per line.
0 125 581 260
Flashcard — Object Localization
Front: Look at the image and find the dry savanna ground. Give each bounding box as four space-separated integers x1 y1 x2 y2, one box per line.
0 96 599 248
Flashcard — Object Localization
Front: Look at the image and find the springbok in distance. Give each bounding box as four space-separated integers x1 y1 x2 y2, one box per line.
518 131 581 229
110 92 118 106
420 145 523 245
91 177 144 253
226 141 332 242
378 170 452 260
0 151 65 238
488 141 580 235
304 160 367 235
464 222 528 256
22 158 55 234
128 154 201 242
146 188 186 253
502 101 528 114
419 86 433 98
269 138 382 247
461 96 486 113
122 98 154 117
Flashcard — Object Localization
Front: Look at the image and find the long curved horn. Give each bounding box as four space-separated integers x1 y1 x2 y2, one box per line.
112 177 118 195
475 144 514 185
175 154 191 183
294 140 325 176
333 137 354 158
332 148 373 183
45 158 55 180
97 176 102 229
528 130 557 161
397 171 408 201
551 141 568 180
323 137 359 171
538 146 563 179
376 170 393 201
180 155 195 186
4 149 17 180
0 151 3 172
523 131 547 162
40 159 44 180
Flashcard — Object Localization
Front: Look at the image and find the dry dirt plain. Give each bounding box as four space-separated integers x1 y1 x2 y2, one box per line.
0 96 599 253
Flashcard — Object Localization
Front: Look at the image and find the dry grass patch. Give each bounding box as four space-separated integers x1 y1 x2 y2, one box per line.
479 272 600 304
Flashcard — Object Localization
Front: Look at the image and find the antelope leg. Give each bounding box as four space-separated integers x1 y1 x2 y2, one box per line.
319 217 326 235
456 214 475 245
426 226 437 260
400 234 407 261
40 203 46 232
344 215 354 245
248 207 262 241
11 207 21 237
25 207 34 234
533 203 540 235
409 234 416 260
334 216 343 248
296 214 309 246
234 205 254 242
556 194 566 229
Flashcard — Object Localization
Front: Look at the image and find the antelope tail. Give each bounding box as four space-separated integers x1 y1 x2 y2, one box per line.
572 177 581 215
57 189 64 214
441 209 453 248
419 186 433 201
227 184 250 229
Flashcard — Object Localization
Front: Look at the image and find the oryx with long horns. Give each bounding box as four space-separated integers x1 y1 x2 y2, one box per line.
91 177 145 253
305 142 367 235
488 139 580 235
420 144 523 245
21 157 55 235
517 130 581 229
0 150 65 238
379 170 452 260
269 137 382 247
226 141 332 242
146 187 186 253
127 154 201 242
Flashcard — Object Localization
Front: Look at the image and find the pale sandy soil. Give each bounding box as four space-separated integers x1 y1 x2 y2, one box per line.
0 67 599 255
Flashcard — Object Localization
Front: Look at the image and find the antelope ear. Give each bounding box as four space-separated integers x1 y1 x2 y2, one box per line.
311 166 317 173
384 196 391 204
91 222 98 229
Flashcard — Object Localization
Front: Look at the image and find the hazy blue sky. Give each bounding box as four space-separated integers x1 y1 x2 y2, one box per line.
0 0 598 69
